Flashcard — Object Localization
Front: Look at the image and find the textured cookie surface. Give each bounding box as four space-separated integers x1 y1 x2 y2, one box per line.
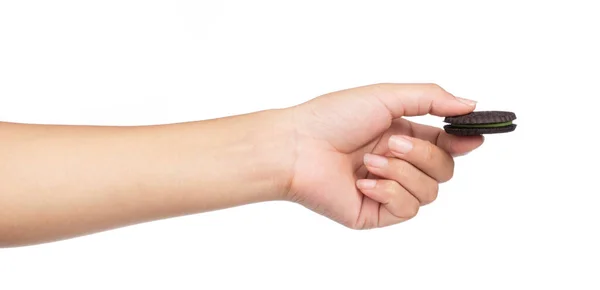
444 111 516 125
444 124 517 136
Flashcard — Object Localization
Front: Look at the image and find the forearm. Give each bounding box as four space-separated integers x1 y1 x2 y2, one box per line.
0 109 295 247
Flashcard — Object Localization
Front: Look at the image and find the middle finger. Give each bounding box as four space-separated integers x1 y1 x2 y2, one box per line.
387 135 455 182
363 153 439 205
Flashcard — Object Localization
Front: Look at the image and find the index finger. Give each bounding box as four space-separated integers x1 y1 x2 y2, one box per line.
361 83 478 118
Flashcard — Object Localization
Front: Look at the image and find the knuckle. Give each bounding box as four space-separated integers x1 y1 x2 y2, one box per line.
382 180 400 196
403 200 420 218
422 182 439 205
444 162 455 182
349 217 375 230
374 82 392 88
421 141 435 162
407 206 419 219
425 83 446 93
439 159 455 183
393 159 411 178
368 83 393 93
427 83 442 90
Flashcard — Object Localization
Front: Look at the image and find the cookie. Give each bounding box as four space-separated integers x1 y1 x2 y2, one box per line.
443 111 517 136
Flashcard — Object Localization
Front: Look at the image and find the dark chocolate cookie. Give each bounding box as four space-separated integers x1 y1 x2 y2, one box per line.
443 111 517 136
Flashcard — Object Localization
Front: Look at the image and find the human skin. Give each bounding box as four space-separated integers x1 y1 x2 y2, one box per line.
0 83 483 247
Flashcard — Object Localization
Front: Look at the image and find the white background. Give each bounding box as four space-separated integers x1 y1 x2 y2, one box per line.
1 1 599 289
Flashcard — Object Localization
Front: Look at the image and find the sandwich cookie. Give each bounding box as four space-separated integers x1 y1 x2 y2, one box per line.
443 111 517 136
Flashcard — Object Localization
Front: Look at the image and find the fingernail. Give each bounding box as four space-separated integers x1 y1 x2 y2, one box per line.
364 153 388 168
455 97 477 106
389 136 413 154
357 179 377 189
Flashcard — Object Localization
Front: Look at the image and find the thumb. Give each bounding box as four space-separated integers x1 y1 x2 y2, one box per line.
366 83 477 118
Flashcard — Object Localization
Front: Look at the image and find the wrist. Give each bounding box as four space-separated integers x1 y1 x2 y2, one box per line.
235 108 297 202
178 108 297 206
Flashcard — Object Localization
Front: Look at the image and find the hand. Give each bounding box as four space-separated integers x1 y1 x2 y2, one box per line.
285 83 484 229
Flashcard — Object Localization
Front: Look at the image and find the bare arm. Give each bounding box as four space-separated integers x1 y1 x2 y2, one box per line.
0 83 485 247
0 109 295 247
